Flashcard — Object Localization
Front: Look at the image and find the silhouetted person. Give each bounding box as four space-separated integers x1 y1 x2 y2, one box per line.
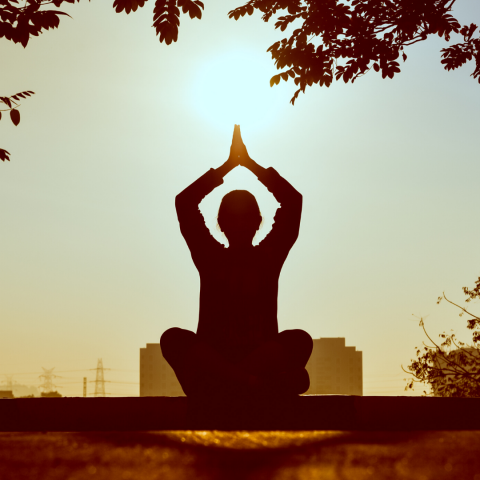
161 125 312 398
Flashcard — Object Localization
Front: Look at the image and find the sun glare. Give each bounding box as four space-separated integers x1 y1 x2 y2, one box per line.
190 49 285 134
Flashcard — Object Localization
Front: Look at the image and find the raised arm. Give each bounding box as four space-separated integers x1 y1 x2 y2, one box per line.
236 128 303 259
175 126 243 267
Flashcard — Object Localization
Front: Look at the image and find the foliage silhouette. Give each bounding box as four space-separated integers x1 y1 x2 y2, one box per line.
0 0 72 48
0 0 204 159
0 91 35 161
229 0 480 104
1 0 74 161
105 0 480 103
405 276 480 397
40 390 63 397
2 0 478 159
1 0 72 160
113 0 204 45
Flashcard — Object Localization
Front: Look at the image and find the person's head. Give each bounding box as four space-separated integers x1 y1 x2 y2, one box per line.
217 190 262 247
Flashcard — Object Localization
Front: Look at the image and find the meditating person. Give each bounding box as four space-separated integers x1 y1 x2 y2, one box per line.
161 125 312 397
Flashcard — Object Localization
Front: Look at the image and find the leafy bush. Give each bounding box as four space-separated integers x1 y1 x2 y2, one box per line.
405 277 480 397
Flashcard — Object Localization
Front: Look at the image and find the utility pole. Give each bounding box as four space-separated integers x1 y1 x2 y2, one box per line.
83 377 87 397
94 359 106 397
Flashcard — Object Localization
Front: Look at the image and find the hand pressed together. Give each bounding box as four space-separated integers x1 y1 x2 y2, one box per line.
217 124 265 179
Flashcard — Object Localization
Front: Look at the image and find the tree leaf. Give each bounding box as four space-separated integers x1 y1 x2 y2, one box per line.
1 97 12 108
113 0 142 14
10 109 20 126
153 0 180 44
269 74 281 87
0 148 11 162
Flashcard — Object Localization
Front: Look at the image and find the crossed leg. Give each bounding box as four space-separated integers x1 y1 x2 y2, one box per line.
160 328 313 397
239 330 313 394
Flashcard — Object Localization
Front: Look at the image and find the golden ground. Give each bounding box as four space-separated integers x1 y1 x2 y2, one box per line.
1 430 480 479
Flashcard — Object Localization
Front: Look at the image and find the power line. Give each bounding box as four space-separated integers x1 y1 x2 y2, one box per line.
0 371 49 376
0 363 140 398
110 381 139 385
110 369 139 373
54 380 139 386
51 368 92 373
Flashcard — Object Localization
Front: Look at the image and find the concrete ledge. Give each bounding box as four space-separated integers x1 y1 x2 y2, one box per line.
1 396 479 431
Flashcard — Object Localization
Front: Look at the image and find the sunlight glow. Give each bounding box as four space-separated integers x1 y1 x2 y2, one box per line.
190 49 285 135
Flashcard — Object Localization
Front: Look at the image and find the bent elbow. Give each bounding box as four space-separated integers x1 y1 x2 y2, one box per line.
293 191 303 211
175 192 186 212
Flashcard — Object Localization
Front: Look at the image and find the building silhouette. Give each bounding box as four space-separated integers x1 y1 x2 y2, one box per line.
140 343 185 397
304 338 363 395
141 338 361 397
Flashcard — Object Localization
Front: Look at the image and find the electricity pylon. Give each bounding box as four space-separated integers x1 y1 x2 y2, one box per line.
39 368 57 393
94 359 106 397
3 375 14 392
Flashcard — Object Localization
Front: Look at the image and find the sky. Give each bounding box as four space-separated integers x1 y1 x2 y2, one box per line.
1 0 479 397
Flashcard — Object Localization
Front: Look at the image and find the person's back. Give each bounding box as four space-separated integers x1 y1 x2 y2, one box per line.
161 125 312 397
198 245 279 364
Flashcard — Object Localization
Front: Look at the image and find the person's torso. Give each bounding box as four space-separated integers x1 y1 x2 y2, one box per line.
196 245 282 362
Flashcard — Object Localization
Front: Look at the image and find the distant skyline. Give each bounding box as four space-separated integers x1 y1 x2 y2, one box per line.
1 0 479 396
1 363 138 397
